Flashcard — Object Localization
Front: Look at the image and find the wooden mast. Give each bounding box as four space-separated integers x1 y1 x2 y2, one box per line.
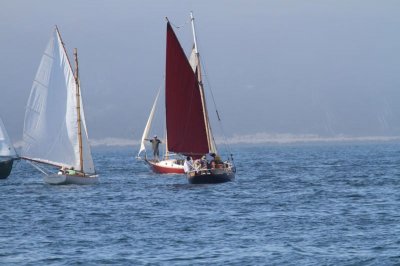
55 26 84 172
190 12 217 154
74 48 84 172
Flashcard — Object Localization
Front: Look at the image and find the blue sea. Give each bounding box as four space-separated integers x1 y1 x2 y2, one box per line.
1 142 400 265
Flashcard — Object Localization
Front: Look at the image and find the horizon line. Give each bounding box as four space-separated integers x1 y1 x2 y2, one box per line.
12 133 400 148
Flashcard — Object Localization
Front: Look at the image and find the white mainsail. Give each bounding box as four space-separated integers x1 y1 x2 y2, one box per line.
188 15 218 155
138 89 161 157
22 28 95 174
0 117 17 158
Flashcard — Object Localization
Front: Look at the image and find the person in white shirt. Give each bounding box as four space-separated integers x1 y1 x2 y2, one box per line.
183 156 194 173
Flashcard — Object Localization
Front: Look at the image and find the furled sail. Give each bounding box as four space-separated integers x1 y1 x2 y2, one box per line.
0 117 17 158
22 28 95 174
165 22 209 157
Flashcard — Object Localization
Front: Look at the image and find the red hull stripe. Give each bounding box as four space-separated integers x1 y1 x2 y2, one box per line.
148 161 185 174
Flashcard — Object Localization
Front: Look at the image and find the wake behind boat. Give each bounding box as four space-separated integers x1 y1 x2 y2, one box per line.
0 117 17 179
21 26 97 185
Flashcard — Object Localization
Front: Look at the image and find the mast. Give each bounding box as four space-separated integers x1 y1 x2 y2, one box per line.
164 130 169 160
164 17 170 160
74 48 84 172
190 12 217 154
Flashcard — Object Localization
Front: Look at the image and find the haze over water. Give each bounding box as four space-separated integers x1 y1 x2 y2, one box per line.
1 1 400 144
1 1 400 264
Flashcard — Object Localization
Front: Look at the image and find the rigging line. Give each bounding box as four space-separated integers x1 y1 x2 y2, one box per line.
200 67 231 157
26 160 50 176
167 17 190 29
158 75 166 157
199 56 234 160
191 29 227 153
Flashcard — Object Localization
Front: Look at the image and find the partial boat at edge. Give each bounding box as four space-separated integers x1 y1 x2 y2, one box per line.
0 117 17 179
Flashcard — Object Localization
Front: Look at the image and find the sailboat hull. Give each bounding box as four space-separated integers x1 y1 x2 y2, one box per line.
146 159 185 174
187 168 235 184
0 159 13 179
44 174 98 185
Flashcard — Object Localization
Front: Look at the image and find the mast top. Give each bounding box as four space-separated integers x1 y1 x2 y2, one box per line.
190 11 199 54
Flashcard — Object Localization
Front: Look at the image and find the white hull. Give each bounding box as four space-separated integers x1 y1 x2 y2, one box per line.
44 174 98 185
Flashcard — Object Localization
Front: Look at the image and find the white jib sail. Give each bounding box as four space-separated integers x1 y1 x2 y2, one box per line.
22 28 94 173
189 46 197 72
0 117 17 158
138 88 161 157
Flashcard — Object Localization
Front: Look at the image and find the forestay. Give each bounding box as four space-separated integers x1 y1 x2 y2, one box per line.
22 28 95 174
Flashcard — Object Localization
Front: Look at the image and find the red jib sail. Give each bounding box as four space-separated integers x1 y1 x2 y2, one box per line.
165 22 209 157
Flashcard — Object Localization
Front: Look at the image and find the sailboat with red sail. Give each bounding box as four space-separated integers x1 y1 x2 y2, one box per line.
139 12 235 183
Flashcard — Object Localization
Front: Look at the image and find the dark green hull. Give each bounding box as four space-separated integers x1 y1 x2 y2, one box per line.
0 159 13 179
187 168 235 184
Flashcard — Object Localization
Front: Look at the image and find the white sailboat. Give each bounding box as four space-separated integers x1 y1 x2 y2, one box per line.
0 117 17 179
21 26 97 185
137 88 186 174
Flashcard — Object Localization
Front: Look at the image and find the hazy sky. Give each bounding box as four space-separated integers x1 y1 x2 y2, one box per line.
1 0 400 145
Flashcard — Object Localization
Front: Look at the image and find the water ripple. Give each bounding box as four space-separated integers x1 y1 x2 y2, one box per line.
1 144 400 264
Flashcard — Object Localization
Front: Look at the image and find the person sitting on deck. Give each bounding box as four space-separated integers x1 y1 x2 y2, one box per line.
57 167 65 175
67 167 76 175
214 155 224 168
193 159 202 170
183 156 194 173
205 153 216 169
199 155 208 169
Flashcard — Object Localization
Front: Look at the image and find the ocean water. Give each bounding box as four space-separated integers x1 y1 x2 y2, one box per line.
1 142 400 265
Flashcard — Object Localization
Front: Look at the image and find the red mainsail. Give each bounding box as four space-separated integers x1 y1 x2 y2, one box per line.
165 22 209 157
